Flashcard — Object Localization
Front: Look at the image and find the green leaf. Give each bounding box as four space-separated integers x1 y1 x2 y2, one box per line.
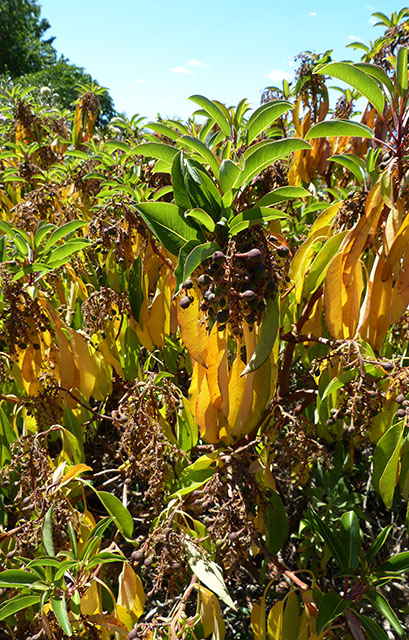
0 595 41 621
128 257 144 325
182 242 220 289
146 122 180 142
354 63 394 97
96 491 134 540
0 569 38 588
185 538 236 609
366 525 392 567
329 154 365 184
305 119 374 140
375 551 409 574
131 142 178 164
347 42 370 53
185 208 216 233
255 185 310 207
396 46 408 97
43 220 88 254
34 222 56 249
309 508 348 569
179 135 219 177
171 151 192 211
45 239 91 268
219 159 240 194
80 517 113 562
373 421 404 508
42 506 55 557
303 231 348 297
51 596 72 636
241 296 279 376
174 239 201 293
355 613 389 640
316 62 385 114
85 552 126 571
316 591 349 635
321 369 358 400
264 489 288 554
229 207 289 236
236 138 310 189
364 590 405 639
135 201 203 257
340 511 361 569
246 99 293 144
189 95 231 137
170 454 218 498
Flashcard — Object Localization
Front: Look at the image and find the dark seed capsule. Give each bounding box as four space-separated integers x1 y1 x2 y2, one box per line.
245 314 256 325
204 291 216 302
236 248 262 261
198 274 210 287
229 531 241 542
217 309 230 324
143 556 154 567
180 296 191 309
395 394 405 404
257 300 266 312
131 550 144 562
212 251 226 264
397 408 406 418
183 278 193 289
383 362 394 371
277 245 290 258
326 417 335 426
218 297 226 308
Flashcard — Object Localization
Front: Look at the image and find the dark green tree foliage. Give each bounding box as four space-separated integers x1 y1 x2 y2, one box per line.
0 0 56 77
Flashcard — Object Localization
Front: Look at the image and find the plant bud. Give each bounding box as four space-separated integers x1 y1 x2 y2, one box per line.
143 556 154 567
183 278 193 289
198 274 210 287
397 408 406 418
131 550 144 562
395 394 405 404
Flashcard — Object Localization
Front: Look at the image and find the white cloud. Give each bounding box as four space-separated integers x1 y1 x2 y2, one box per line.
367 4 375 10
135 77 145 83
264 69 292 82
368 16 377 24
169 66 191 74
189 58 210 68
348 35 364 42
309 11 317 16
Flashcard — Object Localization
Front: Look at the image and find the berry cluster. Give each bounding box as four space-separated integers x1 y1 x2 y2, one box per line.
179 229 288 335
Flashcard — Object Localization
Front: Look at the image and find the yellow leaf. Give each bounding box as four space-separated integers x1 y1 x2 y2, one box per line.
68 330 97 400
86 614 128 638
323 252 345 340
117 563 145 628
267 599 284 639
282 591 300 640
148 291 165 347
177 286 208 367
390 242 409 323
198 585 226 639
206 324 229 416
80 581 101 616
60 464 92 488
195 369 220 443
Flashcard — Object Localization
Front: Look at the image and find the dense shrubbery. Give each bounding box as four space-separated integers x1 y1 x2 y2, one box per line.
1 7 409 640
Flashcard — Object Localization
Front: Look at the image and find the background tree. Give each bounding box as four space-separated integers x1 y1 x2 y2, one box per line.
0 0 56 78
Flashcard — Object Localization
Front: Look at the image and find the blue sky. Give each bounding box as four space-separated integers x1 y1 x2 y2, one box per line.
38 1 402 121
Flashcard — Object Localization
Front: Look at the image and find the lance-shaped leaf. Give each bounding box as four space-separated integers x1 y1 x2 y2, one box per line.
182 242 221 289
236 139 311 188
396 46 409 97
354 63 394 97
96 490 134 540
355 613 389 640
375 551 409 575
128 257 144 325
373 421 404 508
179 135 220 177
219 159 240 194
146 122 180 142
51 596 72 636
246 99 294 144
0 569 39 588
309 508 348 569
265 489 288 554
340 511 361 569
241 296 279 376
366 525 392 567
364 590 405 639
42 220 88 253
185 538 236 609
135 201 204 256
256 185 310 207
42 506 55 556
316 592 349 635
185 208 216 233
329 154 365 184
0 595 41 621
229 207 290 236
306 119 374 140
189 95 231 136
130 142 178 164
316 62 385 114
171 151 192 211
